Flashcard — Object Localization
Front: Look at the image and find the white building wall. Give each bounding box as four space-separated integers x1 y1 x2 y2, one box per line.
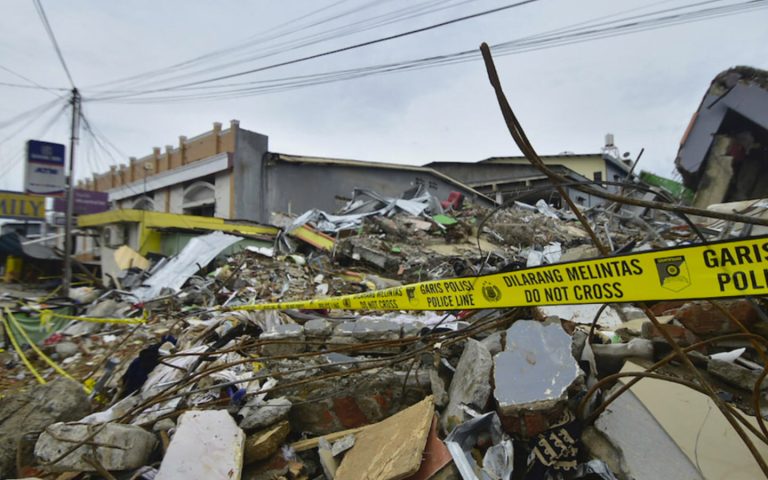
154 189 169 212
169 185 184 214
215 171 231 219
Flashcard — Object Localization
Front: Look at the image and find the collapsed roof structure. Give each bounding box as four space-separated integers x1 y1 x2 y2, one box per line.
676 66 768 207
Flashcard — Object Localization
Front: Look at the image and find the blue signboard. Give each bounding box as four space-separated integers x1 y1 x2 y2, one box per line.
25 140 66 196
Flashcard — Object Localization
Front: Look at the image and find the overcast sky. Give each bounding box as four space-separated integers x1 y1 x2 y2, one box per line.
0 0 766 192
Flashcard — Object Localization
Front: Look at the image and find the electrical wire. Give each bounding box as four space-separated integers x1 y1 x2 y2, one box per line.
85 0 468 91
32 0 76 88
88 0 767 104
78 111 144 197
88 0 544 100
0 100 69 182
105 0 482 92
0 63 67 97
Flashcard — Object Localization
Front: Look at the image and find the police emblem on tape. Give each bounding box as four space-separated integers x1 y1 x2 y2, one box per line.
654 255 690 292
481 281 502 302
405 286 418 304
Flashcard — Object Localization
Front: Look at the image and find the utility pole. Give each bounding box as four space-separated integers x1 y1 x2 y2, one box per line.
62 88 80 297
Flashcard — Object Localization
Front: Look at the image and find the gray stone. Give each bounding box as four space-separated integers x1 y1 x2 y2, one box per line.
261 324 306 356
54 341 79 358
35 422 157 472
305 318 334 352
708 358 768 391
441 339 492 434
304 318 333 337
0 379 91 479
429 368 449 407
334 319 402 341
494 321 580 414
152 418 176 432
480 332 504 355
331 319 402 354
401 321 426 337
239 397 292 431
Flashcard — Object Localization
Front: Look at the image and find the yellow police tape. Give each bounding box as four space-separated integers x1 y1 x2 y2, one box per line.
228 236 768 312
3 307 83 388
39 308 148 328
0 310 46 384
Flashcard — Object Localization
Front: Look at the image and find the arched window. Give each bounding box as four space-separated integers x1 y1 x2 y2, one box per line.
182 181 216 217
132 196 155 211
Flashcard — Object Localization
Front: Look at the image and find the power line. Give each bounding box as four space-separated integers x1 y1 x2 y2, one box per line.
78 111 144 197
0 99 69 181
90 0 766 105
103 0 481 93
0 97 64 131
0 64 67 95
89 0 544 100
32 0 76 88
0 80 65 91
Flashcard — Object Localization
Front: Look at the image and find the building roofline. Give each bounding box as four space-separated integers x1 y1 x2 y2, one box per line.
269 152 495 203
475 152 631 172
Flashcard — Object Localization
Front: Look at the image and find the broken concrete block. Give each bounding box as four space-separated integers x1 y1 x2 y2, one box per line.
343 319 402 341
335 396 434 480
289 369 431 435
244 420 291 465
304 318 333 336
708 358 768 391
330 319 402 354
35 422 157 472
582 387 704 480
494 321 580 437
641 321 700 347
441 339 492 434
156 410 244 480
239 397 292 431
0 379 91 479
591 338 654 376
261 324 306 356
351 244 399 271
674 300 758 336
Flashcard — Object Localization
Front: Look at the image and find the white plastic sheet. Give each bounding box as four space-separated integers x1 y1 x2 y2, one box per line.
132 231 241 301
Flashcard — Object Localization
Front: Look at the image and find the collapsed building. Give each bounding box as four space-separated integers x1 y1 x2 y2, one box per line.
2 59 768 480
676 66 768 208
2 177 768 480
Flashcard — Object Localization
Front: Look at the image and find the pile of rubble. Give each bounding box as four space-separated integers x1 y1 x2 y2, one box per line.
1 186 767 480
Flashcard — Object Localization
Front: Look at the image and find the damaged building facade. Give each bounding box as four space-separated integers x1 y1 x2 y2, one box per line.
81 121 492 224
427 150 632 208
676 66 768 208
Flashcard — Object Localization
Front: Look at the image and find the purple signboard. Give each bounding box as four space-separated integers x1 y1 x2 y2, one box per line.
53 189 109 215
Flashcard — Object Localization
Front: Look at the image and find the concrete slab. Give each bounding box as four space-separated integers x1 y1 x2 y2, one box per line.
156 410 244 480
